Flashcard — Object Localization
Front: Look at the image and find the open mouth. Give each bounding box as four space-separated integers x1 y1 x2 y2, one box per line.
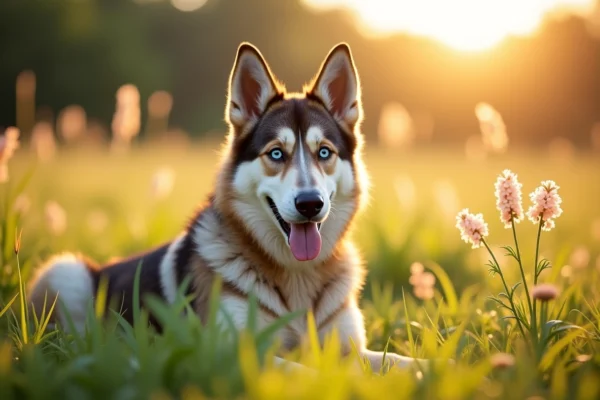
266 197 322 237
266 196 323 261
266 196 291 237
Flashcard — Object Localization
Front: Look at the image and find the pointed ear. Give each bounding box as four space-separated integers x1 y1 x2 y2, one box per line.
226 43 281 130
308 43 362 128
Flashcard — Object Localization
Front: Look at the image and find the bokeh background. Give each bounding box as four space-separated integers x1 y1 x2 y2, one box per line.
2 0 600 300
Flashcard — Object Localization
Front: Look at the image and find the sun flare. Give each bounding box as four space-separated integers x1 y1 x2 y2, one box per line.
302 0 596 51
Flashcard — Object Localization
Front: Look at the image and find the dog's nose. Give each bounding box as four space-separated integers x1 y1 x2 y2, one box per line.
295 191 324 219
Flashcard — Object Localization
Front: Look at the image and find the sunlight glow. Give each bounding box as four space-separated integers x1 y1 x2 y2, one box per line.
302 0 597 51
170 0 207 12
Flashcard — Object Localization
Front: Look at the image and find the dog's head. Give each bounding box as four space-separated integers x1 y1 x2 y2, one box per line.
216 42 368 267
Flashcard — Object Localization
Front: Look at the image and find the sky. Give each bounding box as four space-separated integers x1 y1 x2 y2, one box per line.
301 0 599 51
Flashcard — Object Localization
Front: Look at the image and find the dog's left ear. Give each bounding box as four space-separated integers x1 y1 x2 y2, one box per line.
308 43 362 129
226 43 281 131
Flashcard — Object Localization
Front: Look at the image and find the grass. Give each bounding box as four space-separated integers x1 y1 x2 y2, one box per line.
1 141 600 399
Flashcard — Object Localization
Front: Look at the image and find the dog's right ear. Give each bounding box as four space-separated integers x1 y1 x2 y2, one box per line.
226 43 281 131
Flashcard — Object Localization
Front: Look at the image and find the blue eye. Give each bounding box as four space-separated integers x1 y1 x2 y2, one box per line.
318 147 331 160
269 148 284 161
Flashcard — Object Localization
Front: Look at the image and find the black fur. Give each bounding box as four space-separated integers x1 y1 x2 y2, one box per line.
91 243 170 330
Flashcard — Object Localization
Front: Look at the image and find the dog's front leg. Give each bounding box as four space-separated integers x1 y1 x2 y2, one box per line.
216 296 313 373
323 302 429 373
272 356 313 372
360 349 428 371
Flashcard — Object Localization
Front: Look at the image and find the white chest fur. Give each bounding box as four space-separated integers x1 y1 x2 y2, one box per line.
190 209 363 350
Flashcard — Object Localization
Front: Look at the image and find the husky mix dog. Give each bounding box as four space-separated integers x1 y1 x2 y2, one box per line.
28 42 423 370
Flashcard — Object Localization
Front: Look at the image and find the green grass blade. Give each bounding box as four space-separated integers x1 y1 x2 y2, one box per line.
427 262 458 314
0 293 18 318
17 255 28 345
132 261 143 327
402 288 416 357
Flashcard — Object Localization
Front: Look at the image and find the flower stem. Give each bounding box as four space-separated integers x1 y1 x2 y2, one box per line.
482 238 527 341
511 219 533 316
536 299 548 363
511 219 536 349
533 220 543 285
532 219 543 351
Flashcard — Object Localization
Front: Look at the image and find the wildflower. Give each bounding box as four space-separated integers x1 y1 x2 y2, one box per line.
409 262 436 300
148 90 174 120
494 169 524 228
475 102 509 153
531 283 560 302
16 70 36 100
45 201 67 235
455 208 489 249
151 167 175 200
560 264 572 279
377 102 414 149
14 228 22 254
410 262 424 275
490 352 515 369
569 245 590 269
111 84 141 149
0 127 20 183
413 277 435 300
526 180 562 231
30 121 57 162
58 105 86 143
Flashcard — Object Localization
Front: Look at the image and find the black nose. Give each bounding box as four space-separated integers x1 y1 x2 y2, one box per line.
295 191 324 219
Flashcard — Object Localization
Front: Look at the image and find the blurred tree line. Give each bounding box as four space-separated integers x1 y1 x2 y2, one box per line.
1 0 600 145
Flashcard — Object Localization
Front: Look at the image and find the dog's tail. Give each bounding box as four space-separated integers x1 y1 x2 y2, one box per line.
27 253 96 333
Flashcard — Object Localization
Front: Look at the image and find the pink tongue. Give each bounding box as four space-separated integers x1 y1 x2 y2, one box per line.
289 223 322 261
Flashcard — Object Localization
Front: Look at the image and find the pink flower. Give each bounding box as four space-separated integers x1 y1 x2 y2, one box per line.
531 283 560 302
30 122 57 162
408 262 436 300
0 127 20 183
494 169 524 228
45 201 67 235
410 262 424 275
456 208 489 249
150 167 175 200
526 180 562 231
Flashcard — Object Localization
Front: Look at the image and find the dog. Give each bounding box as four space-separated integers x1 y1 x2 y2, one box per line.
27 42 425 372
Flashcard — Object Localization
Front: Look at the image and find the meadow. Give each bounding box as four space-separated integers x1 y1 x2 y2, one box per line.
1 138 600 400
